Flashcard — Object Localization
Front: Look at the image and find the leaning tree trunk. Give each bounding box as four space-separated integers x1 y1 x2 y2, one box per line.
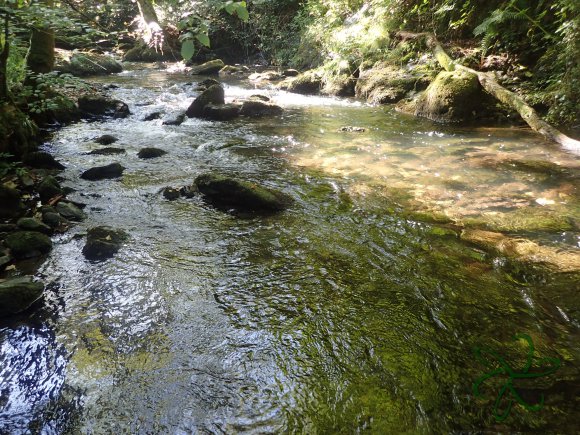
26 0 55 74
424 34 580 154
136 0 160 25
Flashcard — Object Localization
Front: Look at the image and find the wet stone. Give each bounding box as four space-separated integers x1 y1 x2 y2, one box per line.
17 217 52 234
88 147 126 156
81 163 125 180
55 202 87 221
0 276 45 317
138 148 167 159
4 231 52 259
95 134 118 145
82 226 128 261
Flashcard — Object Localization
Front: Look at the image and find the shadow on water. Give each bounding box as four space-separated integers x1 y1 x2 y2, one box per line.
1 64 578 433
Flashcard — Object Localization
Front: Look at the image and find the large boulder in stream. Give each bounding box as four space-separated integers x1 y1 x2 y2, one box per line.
202 103 240 121
190 59 225 75
138 147 167 159
22 151 65 170
81 163 125 181
0 276 44 317
194 173 293 213
55 49 123 76
278 70 322 95
399 70 489 123
186 85 225 118
239 100 283 118
78 96 130 119
83 226 128 261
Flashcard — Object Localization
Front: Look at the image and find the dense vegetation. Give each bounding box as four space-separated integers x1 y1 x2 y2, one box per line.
0 0 578 151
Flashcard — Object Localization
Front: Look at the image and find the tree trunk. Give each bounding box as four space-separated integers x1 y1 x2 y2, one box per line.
424 34 580 154
26 0 55 75
0 12 10 102
136 0 159 25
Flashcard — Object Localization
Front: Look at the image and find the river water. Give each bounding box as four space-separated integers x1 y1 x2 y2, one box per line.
1 64 579 433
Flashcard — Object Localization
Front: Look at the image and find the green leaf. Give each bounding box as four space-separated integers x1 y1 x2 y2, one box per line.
225 3 235 14
181 39 195 60
235 4 249 22
195 33 210 48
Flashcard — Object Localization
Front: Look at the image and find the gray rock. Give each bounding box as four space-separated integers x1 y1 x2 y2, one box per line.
42 212 68 229
239 100 282 118
4 231 52 259
194 173 293 213
55 50 123 76
162 113 186 126
203 103 240 121
0 277 44 317
88 147 126 156
82 226 128 261
137 148 167 159
38 176 63 203
190 59 225 75
95 134 118 145
186 85 225 118
55 202 87 221
17 217 52 234
81 163 125 180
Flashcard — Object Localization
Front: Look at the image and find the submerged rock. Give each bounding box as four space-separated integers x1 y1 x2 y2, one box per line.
4 231 52 259
137 147 167 159
0 185 22 219
0 277 44 317
339 126 366 133
22 151 65 170
194 173 293 213
88 147 126 156
195 78 220 91
203 103 240 121
81 163 125 180
239 100 282 118
190 59 225 75
186 84 225 118
83 226 128 261
461 229 580 273
143 111 163 121
95 134 118 145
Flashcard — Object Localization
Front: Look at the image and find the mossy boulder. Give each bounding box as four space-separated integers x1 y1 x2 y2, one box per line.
239 100 282 118
279 70 322 95
0 185 22 219
162 112 186 126
190 59 225 75
55 49 123 76
406 70 487 123
322 74 356 97
4 231 52 259
82 226 128 261
249 70 283 82
55 201 87 221
38 176 63 203
22 151 65 170
356 64 430 104
123 43 178 62
81 163 125 180
185 85 225 118
0 103 38 157
194 173 293 213
0 277 44 317
195 78 220 91
17 217 51 234
219 65 249 77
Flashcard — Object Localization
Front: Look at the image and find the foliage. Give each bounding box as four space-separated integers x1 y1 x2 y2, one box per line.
0 152 26 178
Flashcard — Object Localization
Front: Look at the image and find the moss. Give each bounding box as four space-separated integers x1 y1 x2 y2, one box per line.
355 63 430 104
464 207 574 233
278 70 322 95
413 70 484 123
4 231 52 259
0 277 44 317
55 50 122 76
0 103 38 157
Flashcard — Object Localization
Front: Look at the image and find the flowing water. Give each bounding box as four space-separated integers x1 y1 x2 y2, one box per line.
1 64 579 434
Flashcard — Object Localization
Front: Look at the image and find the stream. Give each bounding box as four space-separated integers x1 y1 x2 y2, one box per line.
1 64 579 433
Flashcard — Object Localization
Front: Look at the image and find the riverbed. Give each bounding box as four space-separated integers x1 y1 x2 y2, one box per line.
1 64 578 433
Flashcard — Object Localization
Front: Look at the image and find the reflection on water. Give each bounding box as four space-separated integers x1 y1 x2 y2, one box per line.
0 64 578 433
